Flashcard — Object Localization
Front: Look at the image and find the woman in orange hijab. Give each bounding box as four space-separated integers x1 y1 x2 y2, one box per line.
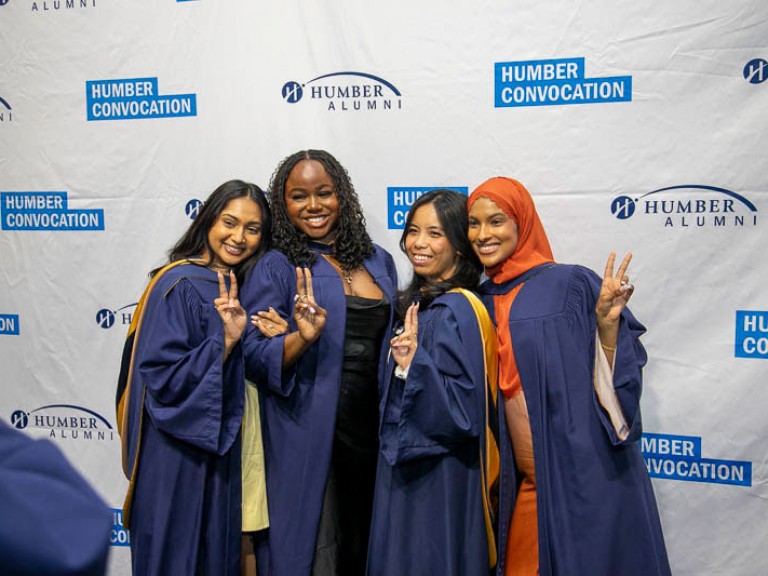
467 177 670 576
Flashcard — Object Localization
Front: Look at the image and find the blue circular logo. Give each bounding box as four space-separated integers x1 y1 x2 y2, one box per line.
185 199 203 220
611 196 636 220
10 410 28 429
282 81 304 103
743 59 768 84
0 1 10 7
96 308 116 329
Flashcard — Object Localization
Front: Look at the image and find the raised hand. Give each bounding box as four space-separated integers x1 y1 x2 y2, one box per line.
214 271 247 357
596 252 635 331
251 307 289 338
293 267 327 344
391 302 419 371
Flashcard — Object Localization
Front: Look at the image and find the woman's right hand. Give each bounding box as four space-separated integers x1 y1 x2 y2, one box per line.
214 271 247 359
293 267 327 344
391 303 419 371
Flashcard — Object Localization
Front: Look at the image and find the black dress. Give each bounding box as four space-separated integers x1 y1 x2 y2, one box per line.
313 295 390 576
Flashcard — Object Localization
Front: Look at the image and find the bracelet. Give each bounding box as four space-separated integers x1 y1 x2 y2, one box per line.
601 343 616 352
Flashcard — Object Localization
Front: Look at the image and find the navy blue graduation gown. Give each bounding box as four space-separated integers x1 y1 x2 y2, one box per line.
481 264 670 576
241 245 398 576
367 292 491 576
0 420 111 575
125 264 244 576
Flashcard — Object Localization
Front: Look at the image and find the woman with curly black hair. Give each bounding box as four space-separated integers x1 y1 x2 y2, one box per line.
241 150 399 576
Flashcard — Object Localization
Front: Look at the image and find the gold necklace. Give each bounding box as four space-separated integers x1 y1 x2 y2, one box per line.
193 258 231 274
323 255 353 284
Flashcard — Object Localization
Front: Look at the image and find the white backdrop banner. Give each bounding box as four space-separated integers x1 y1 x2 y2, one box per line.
1 1 766 574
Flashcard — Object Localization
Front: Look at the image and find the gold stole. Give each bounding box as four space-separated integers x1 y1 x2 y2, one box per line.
117 259 188 528
449 288 500 569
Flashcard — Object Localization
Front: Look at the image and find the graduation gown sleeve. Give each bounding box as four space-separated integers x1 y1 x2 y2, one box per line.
134 272 243 455
380 294 484 465
568 266 647 445
0 421 111 576
240 250 299 397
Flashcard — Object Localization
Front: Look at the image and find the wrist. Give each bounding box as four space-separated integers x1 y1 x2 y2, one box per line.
597 321 618 339
395 363 411 379
223 339 237 359
296 330 318 346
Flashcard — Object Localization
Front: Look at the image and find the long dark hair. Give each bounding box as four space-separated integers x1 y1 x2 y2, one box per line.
153 179 272 283
397 189 481 316
268 149 374 268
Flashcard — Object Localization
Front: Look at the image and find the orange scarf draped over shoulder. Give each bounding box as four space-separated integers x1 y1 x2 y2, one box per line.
468 177 555 398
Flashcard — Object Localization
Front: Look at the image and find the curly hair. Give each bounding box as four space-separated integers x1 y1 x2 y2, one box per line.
268 149 374 269
397 189 482 316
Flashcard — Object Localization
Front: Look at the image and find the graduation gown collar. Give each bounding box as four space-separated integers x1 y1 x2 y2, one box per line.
479 263 556 296
308 240 335 255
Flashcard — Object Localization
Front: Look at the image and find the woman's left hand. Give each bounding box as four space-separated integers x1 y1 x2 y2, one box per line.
214 271 247 356
391 303 419 371
596 252 635 329
251 307 289 338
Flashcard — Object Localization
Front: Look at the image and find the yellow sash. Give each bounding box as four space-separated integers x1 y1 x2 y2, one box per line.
449 288 499 569
116 259 188 528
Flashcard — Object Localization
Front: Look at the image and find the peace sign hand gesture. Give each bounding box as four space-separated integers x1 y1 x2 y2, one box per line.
596 252 635 331
214 271 247 358
391 303 419 371
293 267 327 344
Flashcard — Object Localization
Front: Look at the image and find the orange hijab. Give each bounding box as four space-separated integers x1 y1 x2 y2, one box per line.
467 177 554 283
468 177 555 399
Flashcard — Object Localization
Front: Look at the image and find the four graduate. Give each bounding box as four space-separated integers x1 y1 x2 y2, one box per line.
117 152 670 575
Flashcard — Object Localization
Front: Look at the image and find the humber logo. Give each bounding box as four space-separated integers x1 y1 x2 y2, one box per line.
186 199 203 220
1 191 105 231
735 311 768 359
11 405 115 441
494 57 632 107
642 432 751 487
743 58 768 84
611 185 758 229
86 77 197 121
281 71 403 112
96 303 137 329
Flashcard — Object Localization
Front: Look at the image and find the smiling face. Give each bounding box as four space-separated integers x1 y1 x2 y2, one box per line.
284 159 340 243
467 196 519 269
404 201 459 284
206 196 263 269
